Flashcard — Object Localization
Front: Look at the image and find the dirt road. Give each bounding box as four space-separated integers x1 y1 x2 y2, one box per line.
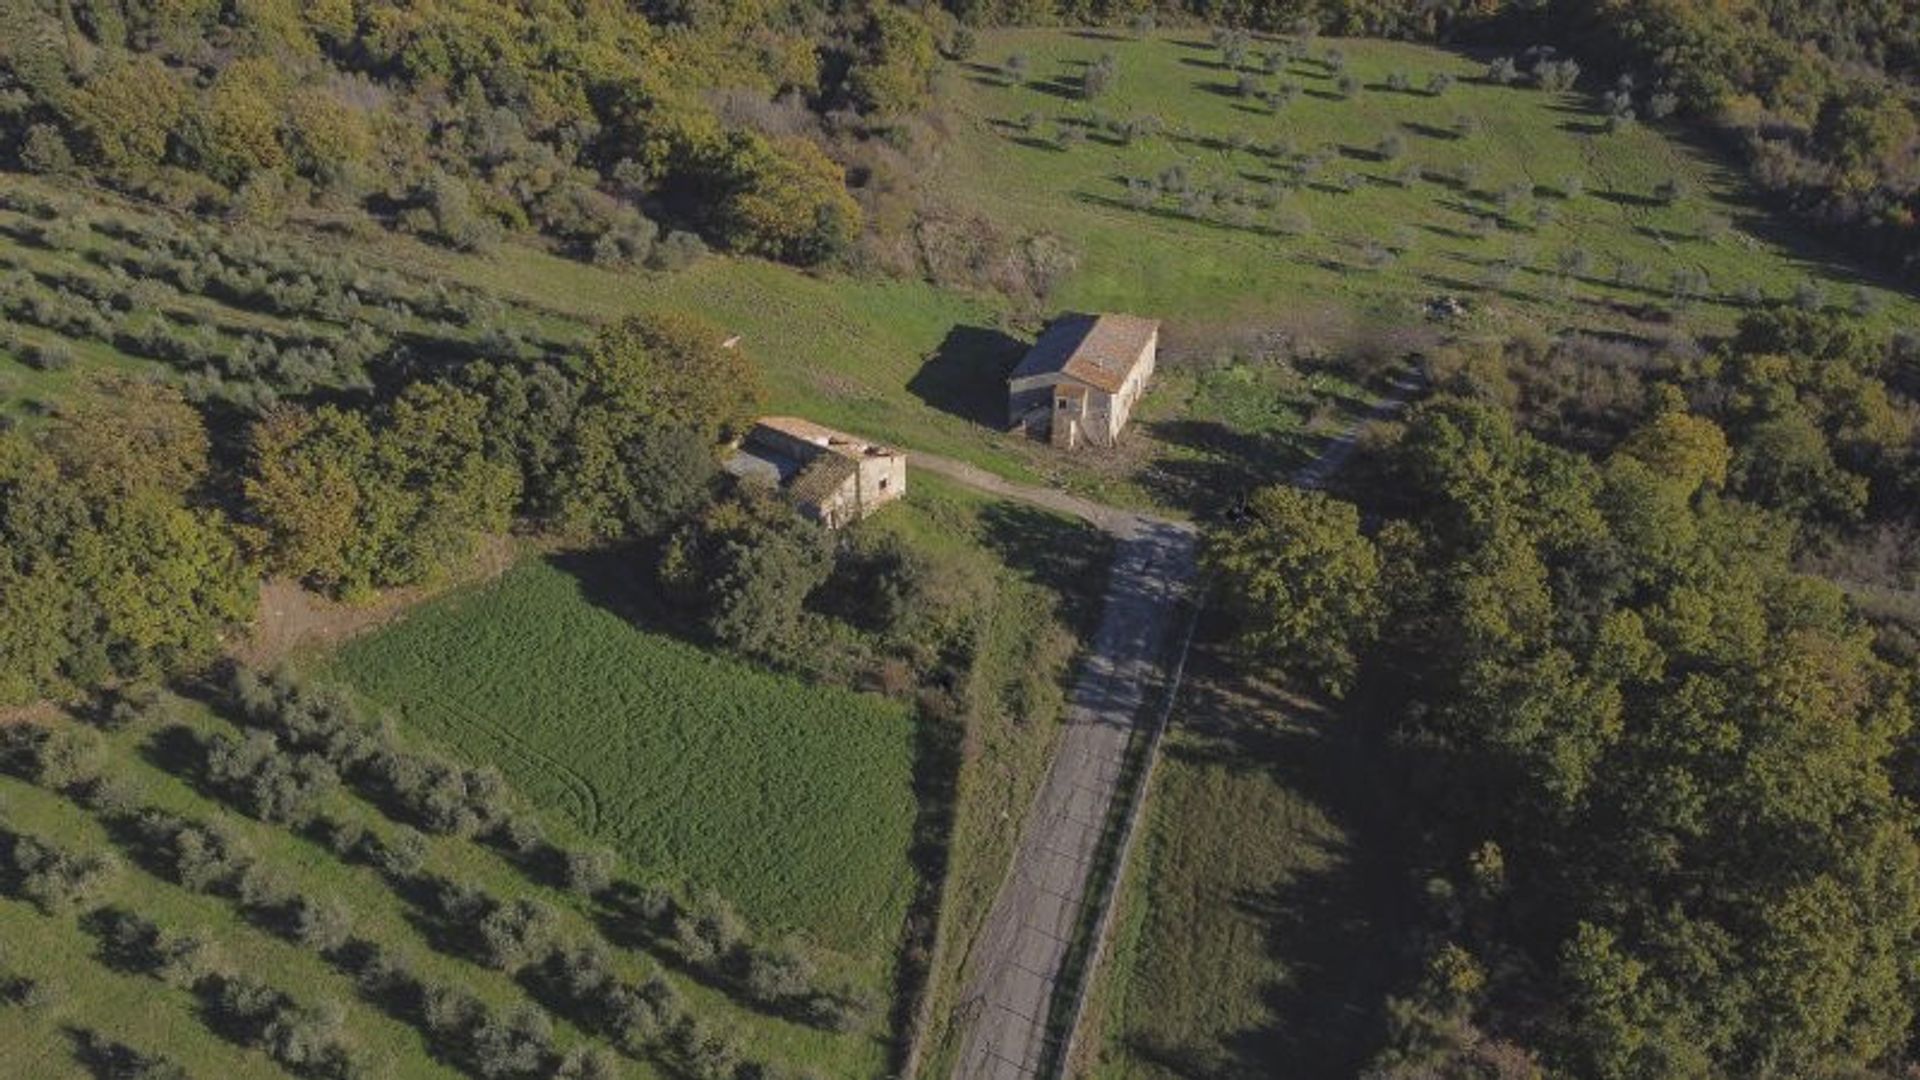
930 364 1425 1080
913 454 1197 1080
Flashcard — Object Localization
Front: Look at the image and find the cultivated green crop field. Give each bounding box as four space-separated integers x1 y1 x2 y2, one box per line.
940 32 1918 338
321 555 917 962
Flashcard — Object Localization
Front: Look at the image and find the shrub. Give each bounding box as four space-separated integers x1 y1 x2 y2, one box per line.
290 895 355 953
1336 74 1359 98
745 945 816 1004
564 847 616 898
1536 58 1581 91
0 724 103 791
262 999 359 1079
23 341 74 372
646 230 707 272
7 833 118 914
366 825 429 880
1377 133 1406 161
469 1003 554 1077
204 730 338 825
1427 72 1456 96
1081 53 1117 100
19 124 73 174
70 1032 184 1080
478 898 559 972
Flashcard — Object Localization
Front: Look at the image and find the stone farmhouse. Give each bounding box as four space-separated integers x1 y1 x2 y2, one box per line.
1006 313 1160 450
723 416 907 528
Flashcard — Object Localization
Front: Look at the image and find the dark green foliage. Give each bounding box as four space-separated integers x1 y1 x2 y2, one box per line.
209 975 362 1079
242 381 520 598
202 730 338 826
69 1030 187 1080
3 830 119 914
844 6 938 118
660 487 834 658
564 847 617 898
0 380 254 704
0 0 882 269
135 811 253 895
477 897 559 973
0 723 104 792
88 907 218 988
1205 486 1381 694
1350 390 1920 1077
288 895 355 955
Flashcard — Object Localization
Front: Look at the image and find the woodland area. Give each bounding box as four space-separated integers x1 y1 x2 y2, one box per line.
2 1 1920 1078
1204 305 1920 1077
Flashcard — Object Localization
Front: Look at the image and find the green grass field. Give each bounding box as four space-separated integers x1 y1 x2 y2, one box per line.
1079 650 1401 1080
320 555 918 962
940 32 1918 339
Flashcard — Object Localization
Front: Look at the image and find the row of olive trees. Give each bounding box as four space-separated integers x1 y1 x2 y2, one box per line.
222 667 873 1029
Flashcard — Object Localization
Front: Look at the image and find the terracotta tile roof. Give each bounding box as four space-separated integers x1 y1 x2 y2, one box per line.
786 453 858 506
1010 313 1160 394
752 416 899 459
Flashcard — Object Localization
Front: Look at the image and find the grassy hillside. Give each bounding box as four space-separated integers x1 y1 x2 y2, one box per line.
8 27 1910 512
939 32 1918 339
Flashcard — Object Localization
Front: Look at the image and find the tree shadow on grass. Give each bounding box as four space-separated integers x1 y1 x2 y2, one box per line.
1136 418 1323 518
975 502 1114 638
1130 651 1406 1078
907 324 1026 429
1405 121 1459 141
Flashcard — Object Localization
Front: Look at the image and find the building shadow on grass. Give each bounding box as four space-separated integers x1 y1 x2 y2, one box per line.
908 324 1027 428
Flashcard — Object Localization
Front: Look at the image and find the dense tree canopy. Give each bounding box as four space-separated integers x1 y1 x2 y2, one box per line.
0 0 889 267
1203 485 1381 694
0 378 253 704
242 383 517 598
1341 393 1920 1078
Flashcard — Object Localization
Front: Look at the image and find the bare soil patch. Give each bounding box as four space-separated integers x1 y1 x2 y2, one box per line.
235 534 522 668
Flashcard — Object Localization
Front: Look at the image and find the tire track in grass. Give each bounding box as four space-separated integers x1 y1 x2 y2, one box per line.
372 638 606 838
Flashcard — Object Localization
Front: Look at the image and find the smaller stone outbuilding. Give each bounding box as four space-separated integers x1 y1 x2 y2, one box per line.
1006 313 1160 450
723 416 907 528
